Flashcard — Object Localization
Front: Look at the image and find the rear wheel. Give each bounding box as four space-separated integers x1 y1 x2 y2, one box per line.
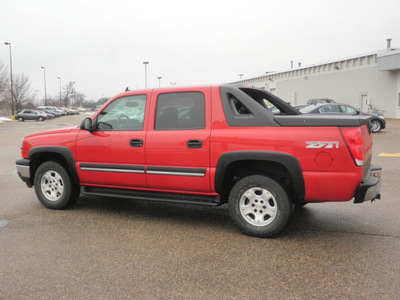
34 161 79 209
228 175 291 238
370 119 382 133
38 116 44 121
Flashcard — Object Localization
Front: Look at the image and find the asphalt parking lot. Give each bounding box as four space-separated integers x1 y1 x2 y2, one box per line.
0 115 399 299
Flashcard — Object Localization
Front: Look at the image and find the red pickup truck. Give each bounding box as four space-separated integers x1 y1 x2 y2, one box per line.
16 85 382 237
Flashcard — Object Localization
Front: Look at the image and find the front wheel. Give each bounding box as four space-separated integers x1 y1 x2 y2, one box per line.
34 161 79 209
228 175 291 238
370 120 382 133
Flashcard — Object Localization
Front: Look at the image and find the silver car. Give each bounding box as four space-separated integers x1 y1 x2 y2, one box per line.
15 109 49 122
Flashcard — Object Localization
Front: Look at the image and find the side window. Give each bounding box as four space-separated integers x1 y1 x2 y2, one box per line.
155 92 205 130
229 96 252 115
96 95 146 131
320 105 340 113
340 105 357 114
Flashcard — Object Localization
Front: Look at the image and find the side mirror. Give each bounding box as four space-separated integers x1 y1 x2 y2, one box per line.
80 118 94 131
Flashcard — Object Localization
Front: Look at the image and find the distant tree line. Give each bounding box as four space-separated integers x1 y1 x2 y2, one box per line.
0 60 108 116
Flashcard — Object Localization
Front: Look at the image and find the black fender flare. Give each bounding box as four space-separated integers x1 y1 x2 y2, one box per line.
214 151 305 201
28 146 79 185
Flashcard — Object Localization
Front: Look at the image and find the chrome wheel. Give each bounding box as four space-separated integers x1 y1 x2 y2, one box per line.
239 187 278 227
370 120 381 133
228 175 291 237
40 170 64 201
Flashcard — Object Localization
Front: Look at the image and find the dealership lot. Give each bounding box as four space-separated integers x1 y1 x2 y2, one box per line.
1 115 399 299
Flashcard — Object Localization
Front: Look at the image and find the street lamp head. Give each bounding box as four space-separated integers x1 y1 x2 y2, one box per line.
143 61 149 65
4 42 11 45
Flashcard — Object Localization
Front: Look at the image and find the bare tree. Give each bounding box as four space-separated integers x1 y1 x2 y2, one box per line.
0 61 10 106
62 82 75 107
43 96 58 107
74 92 86 107
13 74 33 111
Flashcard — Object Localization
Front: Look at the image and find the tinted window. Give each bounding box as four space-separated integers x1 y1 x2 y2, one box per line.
229 95 252 115
96 95 146 131
320 105 340 113
340 105 357 114
155 92 205 130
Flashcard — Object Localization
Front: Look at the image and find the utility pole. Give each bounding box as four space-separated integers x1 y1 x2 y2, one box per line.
4 42 14 115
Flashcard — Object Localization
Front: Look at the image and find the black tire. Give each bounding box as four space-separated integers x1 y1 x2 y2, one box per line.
294 201 308 212
370 119 382 133
228 175 291 238
34 161 80 209
38 116 44 121
18 117 24 122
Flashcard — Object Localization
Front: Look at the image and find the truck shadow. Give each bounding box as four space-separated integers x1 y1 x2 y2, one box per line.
72 195 318 237
75 195 234 232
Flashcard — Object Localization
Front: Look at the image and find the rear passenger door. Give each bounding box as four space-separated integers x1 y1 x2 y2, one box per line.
145 88 211 193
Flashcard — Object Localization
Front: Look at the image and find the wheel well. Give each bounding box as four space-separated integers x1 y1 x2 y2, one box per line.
30 152 73 185
220 160 297 204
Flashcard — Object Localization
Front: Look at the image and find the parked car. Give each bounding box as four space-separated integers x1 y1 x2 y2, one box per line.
36 109 56 119
300 103 386 133
70 107 81 114
307 98 336 105
293 104 309 111
66 108 78 115
15 109 49 122
37 106 64 117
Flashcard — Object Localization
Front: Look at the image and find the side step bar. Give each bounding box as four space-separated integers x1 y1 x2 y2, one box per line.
81 186 221 206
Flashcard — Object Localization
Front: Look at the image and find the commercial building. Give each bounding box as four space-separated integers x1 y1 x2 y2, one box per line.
231 39 400 119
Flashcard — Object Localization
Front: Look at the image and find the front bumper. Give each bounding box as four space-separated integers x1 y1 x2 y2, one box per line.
353 164 382 203
16 158 32 187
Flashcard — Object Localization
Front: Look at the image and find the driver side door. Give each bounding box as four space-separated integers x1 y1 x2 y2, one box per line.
75 94 149 188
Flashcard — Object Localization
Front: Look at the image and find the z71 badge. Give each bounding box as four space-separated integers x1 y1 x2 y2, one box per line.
306 141 339 149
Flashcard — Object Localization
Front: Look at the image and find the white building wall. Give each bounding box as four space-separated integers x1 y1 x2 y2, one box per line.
232 51 400 119
269 64 399 118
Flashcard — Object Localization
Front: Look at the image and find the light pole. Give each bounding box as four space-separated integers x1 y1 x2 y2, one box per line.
157 76 162 88
41 67 47 106
170 82 176 86
70 82 75 106
143 61 149 88
238 74 244 80
57 77 62 106
4 42 14 115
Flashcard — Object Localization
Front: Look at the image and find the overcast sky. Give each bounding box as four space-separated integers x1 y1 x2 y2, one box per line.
1 0 400 101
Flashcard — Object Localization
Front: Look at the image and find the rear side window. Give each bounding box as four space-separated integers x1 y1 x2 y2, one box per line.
340 105 357 114
320 105 340 113
229 96 252 116
155 92 205 130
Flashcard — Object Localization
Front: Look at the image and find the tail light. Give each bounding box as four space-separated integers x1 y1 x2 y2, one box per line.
340 127 364 166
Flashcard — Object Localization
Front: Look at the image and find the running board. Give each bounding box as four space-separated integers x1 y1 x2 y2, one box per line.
81 186 221 206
